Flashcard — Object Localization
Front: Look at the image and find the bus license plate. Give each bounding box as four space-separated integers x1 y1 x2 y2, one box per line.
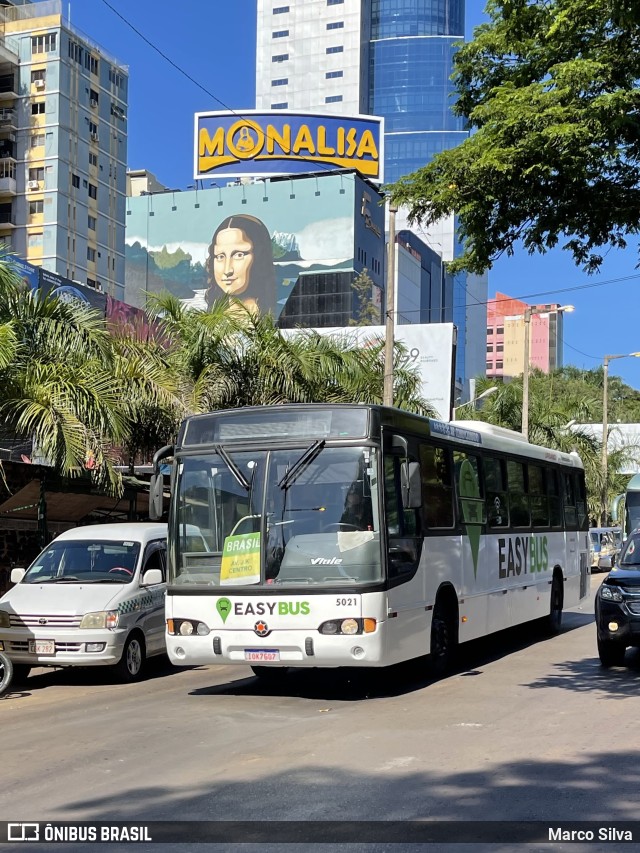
29 639 55 655
244 649 279 662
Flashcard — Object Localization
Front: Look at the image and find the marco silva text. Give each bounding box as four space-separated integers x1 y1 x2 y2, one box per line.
549 827 633 842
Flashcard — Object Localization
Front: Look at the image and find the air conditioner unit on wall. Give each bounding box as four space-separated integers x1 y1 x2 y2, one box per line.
34 79 45 90
90 98 98 108
27 180 39 190
90 133 98 142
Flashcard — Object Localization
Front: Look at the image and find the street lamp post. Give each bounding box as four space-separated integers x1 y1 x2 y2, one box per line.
521 304 574 440
452 386 498 421
601 352 640 524
383 202 398 407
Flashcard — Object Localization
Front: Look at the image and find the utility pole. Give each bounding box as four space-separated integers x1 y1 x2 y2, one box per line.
383 201 397 407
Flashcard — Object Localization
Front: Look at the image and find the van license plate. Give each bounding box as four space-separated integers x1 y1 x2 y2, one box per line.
29 639 55 655
244 649 279 661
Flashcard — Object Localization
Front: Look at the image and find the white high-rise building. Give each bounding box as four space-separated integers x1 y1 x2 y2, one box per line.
0 0 128 297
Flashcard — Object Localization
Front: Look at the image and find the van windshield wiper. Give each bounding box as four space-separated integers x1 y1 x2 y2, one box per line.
213 444 250 491
279 440 325 490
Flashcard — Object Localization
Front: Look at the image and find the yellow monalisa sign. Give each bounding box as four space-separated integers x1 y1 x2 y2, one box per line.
194 110 383 182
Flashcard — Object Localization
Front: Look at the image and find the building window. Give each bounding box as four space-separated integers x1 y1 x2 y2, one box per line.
325 95 343 103
109 68 124 88
89 152 98 167
272 53 289 62
29 200 43 215
495 360 504 369
272 78 288 86
89 121 98 142
272 30 289 38
327 21 344 29
30 133 45 148
326 45 344 54
72 174 80 189
31 102 45 115
90 89 99 107
88 183 98 200
496 344 504 352
327 0 344 5
85 54 99 75
68 40 83 63
31 69 46 84
29 167 44 182
273 5 290 12
486 362 492 371
486 344 493 352
326 70 343 79
32 34 56 55
271 102 288 109
87 247 96 262
88 215 97 230
27 232 43 249
497 326 504 334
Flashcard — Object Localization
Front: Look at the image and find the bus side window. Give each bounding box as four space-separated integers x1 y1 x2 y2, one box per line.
562 472 578 530
453 450 485 526
573 471 588 530
419 444 454 529
484 456 508 528
383 454 421 578
547 468 563 528
529 464 549 528
507 460 531 528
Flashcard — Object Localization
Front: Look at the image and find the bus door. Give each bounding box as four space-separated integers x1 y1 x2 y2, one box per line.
383 434 425 664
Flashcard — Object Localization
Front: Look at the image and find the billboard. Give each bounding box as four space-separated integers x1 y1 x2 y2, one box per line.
125 173 385 323
195 111 383 182
284 323 456 421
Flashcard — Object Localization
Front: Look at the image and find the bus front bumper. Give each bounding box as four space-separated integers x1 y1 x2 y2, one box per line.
166 627 386 668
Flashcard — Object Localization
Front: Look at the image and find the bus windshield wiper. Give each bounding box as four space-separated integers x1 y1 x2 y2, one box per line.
213 444 250 491
279 440 325 490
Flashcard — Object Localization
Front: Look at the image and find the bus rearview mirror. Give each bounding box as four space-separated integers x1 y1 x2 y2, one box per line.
401 461 422 509
149 474 164 520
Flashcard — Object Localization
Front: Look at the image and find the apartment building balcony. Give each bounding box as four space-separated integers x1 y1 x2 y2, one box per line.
0 161 16 196
0 73 17 101
0 108 16 129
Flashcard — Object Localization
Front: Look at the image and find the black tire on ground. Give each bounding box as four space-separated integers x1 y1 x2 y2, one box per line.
0 652 13 696
10 664 31 684
251 666 289 681
429 596 458 678
114 633 146 682
597 636 627 667
545 572 564 635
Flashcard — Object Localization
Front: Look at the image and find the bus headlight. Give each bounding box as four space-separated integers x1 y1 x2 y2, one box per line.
167 619 210 636
319 618 376 635
80 610 119 629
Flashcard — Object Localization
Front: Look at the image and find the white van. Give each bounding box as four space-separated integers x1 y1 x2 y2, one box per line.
0 523 167 682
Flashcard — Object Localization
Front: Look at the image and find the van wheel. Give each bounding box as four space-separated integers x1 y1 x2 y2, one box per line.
598 636 626 667
251 666 289 682
429 597 458 678
115 634 146 682
0 653 13 696
11 664 31 684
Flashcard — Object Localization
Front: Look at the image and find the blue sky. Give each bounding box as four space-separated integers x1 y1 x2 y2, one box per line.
73 0 640 390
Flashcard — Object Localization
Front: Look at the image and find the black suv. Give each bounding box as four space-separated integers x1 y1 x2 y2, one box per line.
595 529 640 666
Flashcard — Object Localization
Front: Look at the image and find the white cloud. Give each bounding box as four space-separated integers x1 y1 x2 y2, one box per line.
296 217 352 260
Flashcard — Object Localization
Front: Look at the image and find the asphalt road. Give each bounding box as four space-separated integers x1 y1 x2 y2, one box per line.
3 573 640 852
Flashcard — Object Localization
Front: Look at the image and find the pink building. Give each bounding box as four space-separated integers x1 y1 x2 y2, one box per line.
486 292 566 379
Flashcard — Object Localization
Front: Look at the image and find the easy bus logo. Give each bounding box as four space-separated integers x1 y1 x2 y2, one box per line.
498 535 549 578
215 599 311 621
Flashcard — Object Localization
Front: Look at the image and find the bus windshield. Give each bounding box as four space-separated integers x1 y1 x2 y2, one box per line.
172 446 381 587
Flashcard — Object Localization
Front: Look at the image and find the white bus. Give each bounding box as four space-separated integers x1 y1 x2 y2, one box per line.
150 404 590 679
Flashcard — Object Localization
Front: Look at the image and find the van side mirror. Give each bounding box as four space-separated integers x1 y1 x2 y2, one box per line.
400 461 422 508
149 474 164 521
10 568 25 584
142 568 163 586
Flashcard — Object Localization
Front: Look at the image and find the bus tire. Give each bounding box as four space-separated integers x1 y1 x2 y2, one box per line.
114 632 146 682
429 594 458 678
597 636 626 667
545 571 564 636
251 666 289 682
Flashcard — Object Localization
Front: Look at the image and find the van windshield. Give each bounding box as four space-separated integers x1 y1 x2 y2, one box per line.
21 540 141 584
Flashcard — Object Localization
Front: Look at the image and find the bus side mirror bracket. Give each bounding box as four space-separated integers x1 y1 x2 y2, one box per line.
401 461 422 509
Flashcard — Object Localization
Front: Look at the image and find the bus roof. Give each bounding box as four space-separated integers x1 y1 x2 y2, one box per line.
177 404 583 469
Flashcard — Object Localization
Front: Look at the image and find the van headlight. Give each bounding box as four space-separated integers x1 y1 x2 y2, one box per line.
80 610 119 629
0 610 9 628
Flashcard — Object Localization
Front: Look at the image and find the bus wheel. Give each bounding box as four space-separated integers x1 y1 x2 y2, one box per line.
251 666 289 682
597 636 626 667
429 598 457 677
545 572 564 636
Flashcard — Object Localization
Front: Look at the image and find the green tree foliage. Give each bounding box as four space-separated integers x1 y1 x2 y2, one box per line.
348 268 381 326
389 0 640 274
